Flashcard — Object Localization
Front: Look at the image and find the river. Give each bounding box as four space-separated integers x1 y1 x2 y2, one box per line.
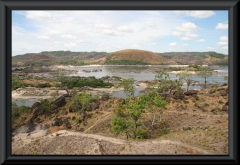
14 65 228 106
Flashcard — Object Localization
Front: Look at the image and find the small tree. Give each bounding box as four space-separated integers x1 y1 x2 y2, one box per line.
176 70 194 92
118 78 135 98
197 67 213 88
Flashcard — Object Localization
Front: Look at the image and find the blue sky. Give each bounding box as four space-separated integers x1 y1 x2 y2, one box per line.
12 10 228 56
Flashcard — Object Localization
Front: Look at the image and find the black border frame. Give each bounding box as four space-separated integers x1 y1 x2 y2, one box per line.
0 0 239 164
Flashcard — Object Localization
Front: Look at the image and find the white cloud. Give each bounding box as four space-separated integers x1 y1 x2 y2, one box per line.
131 44 139 49
219 36 228 41
117 26 134 33
173 11 215 18
37 36 49 40
196 39 205 42
102 30 121 36
185 32 198 38
95 24 112 29
50 30 59 35
216 23 228 29
175 22 197 32
180 37 191 40
151 42 156 45
26 11 52 22
61 34 77 39
187 11 215 18
76 40 91 44
207 47 214 50
64 43 76 47
217 42 228 46
141 22 158 30
112 45 122 49
182 44 188 46
172 31 181 37
169 42 177 46
222 46 228 49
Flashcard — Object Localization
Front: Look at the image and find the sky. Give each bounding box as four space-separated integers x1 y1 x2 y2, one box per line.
12 10 228 56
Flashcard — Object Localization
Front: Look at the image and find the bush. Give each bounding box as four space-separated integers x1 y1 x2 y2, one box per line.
12 76 26 90
36 83 51 88
60 77 113 89
12 102 30 119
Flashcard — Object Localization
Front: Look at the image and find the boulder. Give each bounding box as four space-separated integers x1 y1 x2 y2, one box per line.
33 106 45 116
63 118 72 129
184 90 198 96
225 101 228 106
101 94 109 101
52 118 63 126
91 100 100 110
218 100 224 104
117 98 125 104
183 127 192 131
31 102 41 109
71 116 76 120
220 91 228 96
222 105 228 111
62 109 68 115
86 106 92 111
209 90 215 94
53 95 66 108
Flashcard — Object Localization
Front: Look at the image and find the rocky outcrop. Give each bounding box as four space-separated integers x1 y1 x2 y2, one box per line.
53 95 66 108
31 102 41 109
184 90 198 96
101 94 109 101
52 118 63 126
91 100 100 110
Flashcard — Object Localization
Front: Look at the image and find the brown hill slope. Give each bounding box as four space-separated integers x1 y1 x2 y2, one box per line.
105 49 177 65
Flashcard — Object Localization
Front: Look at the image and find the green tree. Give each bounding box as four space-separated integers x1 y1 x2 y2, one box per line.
197 67 213 88
176 70 194 91
118 78 135 98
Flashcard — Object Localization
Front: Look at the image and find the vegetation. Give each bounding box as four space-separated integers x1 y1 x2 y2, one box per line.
105 56 149 65
117 78 135 98
36 83 51 88
12 76 26 90
197 66 213 88
60 60 85 66
207 52 226 59
12 102 30 119
60 77 113 89
176 70 194 92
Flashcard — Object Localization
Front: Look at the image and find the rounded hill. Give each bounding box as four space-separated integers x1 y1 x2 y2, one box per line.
104 49 176 65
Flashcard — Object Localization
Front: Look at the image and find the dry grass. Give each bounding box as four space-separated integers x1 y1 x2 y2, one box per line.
110 49 176 65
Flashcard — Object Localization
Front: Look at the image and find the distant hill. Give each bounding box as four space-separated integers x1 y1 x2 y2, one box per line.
159 51 228 65
12 50 228 66
104 49 176 65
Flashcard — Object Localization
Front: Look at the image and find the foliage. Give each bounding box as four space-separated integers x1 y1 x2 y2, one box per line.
214 61 228 66
199 54 207 58
36 83 51 88
12 102 30 119
208 52 226 59
197 66 213 88
188 64 201 70
60 60 85 66
155 70 170 81
168 67 183 71
176 70 194 91
118 78 135 98
12 76 26 90
38 98 51 112
60 77 113 89
104 55 149 65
